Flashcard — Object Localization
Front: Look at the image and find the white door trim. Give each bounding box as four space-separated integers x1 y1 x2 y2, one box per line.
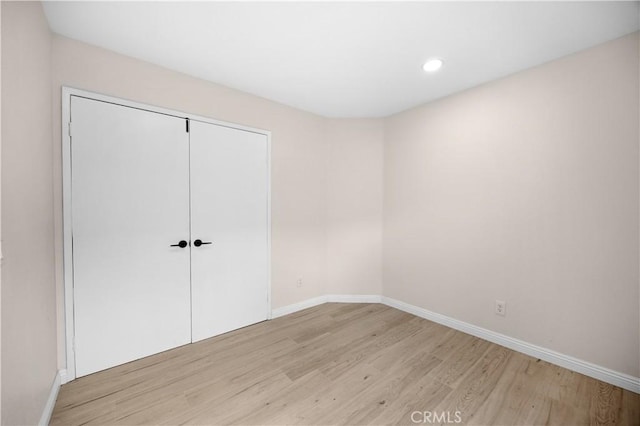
61 86 272 383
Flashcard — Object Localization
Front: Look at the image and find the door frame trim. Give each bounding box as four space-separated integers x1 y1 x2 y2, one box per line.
61 86 272 383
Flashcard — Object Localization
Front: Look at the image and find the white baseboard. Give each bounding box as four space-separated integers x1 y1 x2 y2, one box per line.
326 294 382 303
271 294 381 319
271 295 328 318
59 368 70 385
269 294 640 394
381 296 640 394
39 369 64 425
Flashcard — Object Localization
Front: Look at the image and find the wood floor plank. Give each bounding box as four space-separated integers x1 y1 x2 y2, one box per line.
263 362 382 425
620 390 640 426
590 382 624 426
318 315 425 381
367 375 454 425
339 351 443 425
175 371 294 425
51 303 640 425
427 335 491 388
226 370 333 425
433 344 513 423
465 353 544 425
276 306 406 381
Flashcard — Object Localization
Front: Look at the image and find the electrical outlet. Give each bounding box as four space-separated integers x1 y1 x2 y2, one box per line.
296 278 303 288
495 300 506 316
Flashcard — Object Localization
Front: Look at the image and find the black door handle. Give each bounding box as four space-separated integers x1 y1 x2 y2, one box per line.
170 240 188 248
193 239 212 247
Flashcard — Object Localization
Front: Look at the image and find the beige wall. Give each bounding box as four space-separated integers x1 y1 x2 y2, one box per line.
326 119 384 295
51 35 332 369
1 2 57 425
383 33 640 377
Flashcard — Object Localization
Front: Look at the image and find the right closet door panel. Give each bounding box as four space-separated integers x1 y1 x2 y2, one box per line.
190 121 269 342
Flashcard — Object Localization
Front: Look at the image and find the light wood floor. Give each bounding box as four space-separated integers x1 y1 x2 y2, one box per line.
52 303 639 425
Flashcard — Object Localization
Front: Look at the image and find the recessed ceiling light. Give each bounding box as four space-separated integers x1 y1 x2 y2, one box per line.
423 58 443 73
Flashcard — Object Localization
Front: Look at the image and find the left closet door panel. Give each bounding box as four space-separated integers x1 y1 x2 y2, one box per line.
71 97 192 377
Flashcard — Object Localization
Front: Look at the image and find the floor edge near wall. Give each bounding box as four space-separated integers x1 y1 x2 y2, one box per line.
39 370 65 426
271 295 640 394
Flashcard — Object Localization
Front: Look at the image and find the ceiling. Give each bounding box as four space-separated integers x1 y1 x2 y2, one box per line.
43 1 639 118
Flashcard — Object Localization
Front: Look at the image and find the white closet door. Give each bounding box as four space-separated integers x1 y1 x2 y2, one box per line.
190 121 269 342
71 97 191 377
